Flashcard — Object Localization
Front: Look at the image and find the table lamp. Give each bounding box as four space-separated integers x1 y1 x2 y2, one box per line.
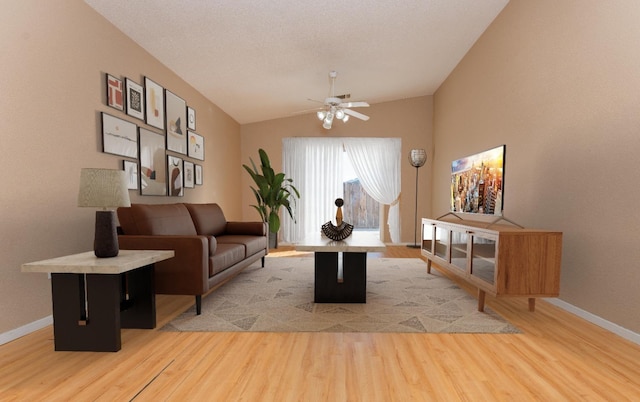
77 168 131 258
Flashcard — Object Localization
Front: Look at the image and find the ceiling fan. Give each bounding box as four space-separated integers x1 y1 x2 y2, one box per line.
311 71 370 129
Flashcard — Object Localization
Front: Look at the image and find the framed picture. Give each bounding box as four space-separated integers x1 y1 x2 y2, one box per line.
165 90 187 154
195 164 203 185
167 155 184 196
101 112 137 158
123 160 138 190
145 77 165 130
187 131 204 160
187 106 196 130
184 160 195 188
106 74 124 111
139 128 167 196
125 78 144 120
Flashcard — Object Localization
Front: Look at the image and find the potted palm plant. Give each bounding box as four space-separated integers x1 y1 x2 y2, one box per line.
243 148 300 248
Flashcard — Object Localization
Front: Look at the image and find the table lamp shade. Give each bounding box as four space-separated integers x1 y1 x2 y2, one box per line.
78 168 131 208
78 168 131 258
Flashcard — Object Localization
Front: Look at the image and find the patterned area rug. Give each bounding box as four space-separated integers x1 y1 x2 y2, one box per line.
161 257 520 334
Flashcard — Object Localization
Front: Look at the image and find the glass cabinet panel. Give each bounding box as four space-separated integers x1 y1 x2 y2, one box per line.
434 226 449 260
421 222 434 254
450 230 468 271
470 235 496 285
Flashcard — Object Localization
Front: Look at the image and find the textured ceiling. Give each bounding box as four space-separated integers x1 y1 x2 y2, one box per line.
85 0 509 124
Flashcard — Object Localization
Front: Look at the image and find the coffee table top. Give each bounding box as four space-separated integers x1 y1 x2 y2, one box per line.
295 231 386 252
21 250 175 274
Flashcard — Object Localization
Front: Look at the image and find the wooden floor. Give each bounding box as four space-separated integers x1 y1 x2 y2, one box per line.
2 246 640 401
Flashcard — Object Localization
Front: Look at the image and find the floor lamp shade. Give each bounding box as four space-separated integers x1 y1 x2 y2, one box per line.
408 149 427 248
78 168 131 258
409 149 427 168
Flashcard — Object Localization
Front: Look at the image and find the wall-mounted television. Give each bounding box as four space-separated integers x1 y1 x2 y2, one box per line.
450 145 505 216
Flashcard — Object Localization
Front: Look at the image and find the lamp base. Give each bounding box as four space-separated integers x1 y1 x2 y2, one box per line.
94 210 119 258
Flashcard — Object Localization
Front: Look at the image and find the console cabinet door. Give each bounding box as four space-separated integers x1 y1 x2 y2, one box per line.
449 229 469 273
421 221 435 255
469 232 498 290
433 225 450 262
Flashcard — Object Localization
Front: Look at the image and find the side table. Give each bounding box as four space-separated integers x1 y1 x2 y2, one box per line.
22 250 174 352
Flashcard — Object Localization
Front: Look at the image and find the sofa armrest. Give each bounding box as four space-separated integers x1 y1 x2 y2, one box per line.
226 221 267 236
118 235 209 295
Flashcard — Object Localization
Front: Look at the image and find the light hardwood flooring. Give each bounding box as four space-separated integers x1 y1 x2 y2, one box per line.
1 246 639 401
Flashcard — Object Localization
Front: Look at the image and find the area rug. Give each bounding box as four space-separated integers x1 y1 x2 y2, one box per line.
161 257 520 334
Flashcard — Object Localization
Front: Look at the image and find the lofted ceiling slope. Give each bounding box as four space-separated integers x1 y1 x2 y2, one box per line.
85 0 509 124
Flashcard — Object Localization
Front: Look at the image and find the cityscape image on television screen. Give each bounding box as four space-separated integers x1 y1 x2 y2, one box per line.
450 145 505 215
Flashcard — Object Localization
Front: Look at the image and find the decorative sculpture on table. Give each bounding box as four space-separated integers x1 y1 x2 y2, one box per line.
321 198 354 241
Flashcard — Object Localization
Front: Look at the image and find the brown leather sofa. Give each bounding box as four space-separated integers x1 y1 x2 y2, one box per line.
117 203 268 314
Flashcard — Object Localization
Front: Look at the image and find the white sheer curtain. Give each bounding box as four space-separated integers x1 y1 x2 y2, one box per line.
282 137 343 243
282 137 401 244
344 138 402 243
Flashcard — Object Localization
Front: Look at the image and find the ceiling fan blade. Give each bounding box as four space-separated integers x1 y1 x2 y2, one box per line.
292 106 323 115
340 101 369 108
344 108 370 121
307 98 324 104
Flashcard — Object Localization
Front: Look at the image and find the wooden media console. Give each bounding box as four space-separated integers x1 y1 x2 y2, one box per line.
420 217 562 312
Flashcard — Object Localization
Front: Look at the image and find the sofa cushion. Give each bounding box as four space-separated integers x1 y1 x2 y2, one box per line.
210 243 245 276
118 203 197 236
185 203 227 236
217 235 268 258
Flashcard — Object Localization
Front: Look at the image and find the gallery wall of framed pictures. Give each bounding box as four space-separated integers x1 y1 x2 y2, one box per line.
102 72 205 197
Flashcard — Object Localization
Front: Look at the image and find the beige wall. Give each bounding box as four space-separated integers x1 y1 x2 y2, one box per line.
0 1 241 334
434 0 640 333
240 96 433 244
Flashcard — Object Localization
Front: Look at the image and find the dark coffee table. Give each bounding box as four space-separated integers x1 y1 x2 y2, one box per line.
295 232 386 303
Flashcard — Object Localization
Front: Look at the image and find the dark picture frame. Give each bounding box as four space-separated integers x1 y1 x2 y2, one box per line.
125 78 145 121
187 131 204 160
144 77 165 130
195 164 203 185
183 160 195 188
187 106 196 130
101 112 138 159
139 128 167 196
167 155 184 196
165 90 187 154
123 160 139 190
106 74 124 111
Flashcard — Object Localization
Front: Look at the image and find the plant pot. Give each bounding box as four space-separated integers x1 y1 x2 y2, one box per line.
269 232 278 249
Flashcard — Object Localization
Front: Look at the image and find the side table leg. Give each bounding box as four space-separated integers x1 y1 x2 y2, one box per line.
51 273 122 352
121 264 156 329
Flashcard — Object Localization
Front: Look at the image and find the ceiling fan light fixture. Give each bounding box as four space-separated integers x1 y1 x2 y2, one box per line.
342 115 349 122
325 112 334 123
322 119 332 129
317 111 326 120
335 109 345 120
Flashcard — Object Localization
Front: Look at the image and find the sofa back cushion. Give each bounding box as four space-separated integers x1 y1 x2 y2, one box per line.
185 203 227 236
117 203 197 236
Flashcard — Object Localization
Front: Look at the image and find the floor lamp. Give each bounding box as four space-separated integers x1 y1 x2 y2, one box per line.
407 149 427 248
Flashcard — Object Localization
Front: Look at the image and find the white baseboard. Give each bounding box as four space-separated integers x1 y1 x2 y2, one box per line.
545 298 640 345
0 315 52 346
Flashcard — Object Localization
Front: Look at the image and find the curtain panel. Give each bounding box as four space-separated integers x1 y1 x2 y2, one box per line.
344 138 402 243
